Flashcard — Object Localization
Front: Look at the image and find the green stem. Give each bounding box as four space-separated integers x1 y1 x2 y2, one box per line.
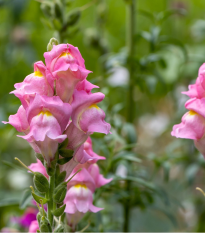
126 0 136 123
123 0 136 232
47 173 56 229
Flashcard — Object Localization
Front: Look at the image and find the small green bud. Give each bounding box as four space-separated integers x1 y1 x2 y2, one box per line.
47 38 59 52
56 171 67 186
53 204 66 217
33 172 49 193
65 9 81 27
53 183 67 203
54 224 64 232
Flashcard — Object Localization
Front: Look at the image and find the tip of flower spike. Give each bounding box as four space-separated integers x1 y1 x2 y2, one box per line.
47 38 59 51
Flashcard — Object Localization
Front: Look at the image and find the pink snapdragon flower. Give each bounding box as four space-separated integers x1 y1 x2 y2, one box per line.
28 220 39 233
11 61 54 109
64 160 111 229
64 168 103 230
44 44 91 103
18 94 71 164
71 90 111 135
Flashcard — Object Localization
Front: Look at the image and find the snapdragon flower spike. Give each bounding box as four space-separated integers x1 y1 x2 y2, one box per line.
11 61 54 109
182 63 205 99
28 220 39 233
44 44 91 103
71 90 111 134
18 94 71 165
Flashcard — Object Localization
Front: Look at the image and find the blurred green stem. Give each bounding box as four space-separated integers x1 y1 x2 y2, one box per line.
124 0 136 232
47 173 55 229
126 0 135 123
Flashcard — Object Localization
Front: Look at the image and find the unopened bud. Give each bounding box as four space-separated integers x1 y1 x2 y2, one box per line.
47 37 59 52
65 9 81 27
41 3 52 18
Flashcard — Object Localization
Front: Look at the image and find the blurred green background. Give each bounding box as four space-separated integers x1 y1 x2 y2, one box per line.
1 0 205 231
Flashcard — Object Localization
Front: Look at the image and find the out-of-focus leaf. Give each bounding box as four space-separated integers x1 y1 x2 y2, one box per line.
122 123 137 144
113 151 141 164
2 160 27 173
0 198 19 207
41 17 53 30
138 9 154 21
19 188 32 209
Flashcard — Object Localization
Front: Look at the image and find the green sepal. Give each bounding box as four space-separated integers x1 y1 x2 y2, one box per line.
37 212 42 228
37 230 40 233
53 183 67 203
57 157 72 165
32 192 48 204
35 154 44 164
54 224 64 232
59 148 74 158
53 204 66 217
59 138 68 149
65 9 81 27
45 159 57 176
40 217 52 232
34 172 49 193
40 222 52 233
56 171 67 186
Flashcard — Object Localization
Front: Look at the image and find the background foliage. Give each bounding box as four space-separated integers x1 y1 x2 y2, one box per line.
1 0 205 231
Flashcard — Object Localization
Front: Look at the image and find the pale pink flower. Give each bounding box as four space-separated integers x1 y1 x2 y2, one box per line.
11 61 54 108
71 90 111 134
18 94 71 164
44 44 91 103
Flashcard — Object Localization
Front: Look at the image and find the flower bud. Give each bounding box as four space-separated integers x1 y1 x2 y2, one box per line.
33 172 49 193
54 1 63 22
47 37 59 52
53 183 67 203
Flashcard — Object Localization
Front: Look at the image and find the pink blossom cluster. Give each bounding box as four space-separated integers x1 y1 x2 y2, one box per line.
3 43 112 230
3 43 110 171
28 137 112 230
171 63 205 156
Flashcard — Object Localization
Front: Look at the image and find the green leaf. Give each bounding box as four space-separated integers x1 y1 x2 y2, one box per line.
122 123 137 144
19 189 32 209
32 192 48 204
59 148 74 158
59 138 68 149
35 154 44 164
0 198 19 207
57 157 72 165
53 204 66 217
56 171 66 186
34 172 49 193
